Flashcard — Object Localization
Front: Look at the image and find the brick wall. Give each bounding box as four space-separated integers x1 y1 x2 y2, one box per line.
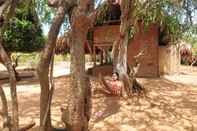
127 23 159 77
93 25 119 44
93 24 159 77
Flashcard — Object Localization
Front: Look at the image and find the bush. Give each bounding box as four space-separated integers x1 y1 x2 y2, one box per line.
3 6 45 52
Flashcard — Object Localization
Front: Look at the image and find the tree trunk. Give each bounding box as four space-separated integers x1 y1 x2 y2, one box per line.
0 39 18 131
0 86 8 121
66 1 94 131
112 38 120 71
113 0 133 96
68 30 87 131
0 1 19 130
0 86 11 131
37 1 66 131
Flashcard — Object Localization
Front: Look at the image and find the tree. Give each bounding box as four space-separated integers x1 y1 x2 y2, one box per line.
65 1 95 130
2 0 45 53
37 1 95 131
0 85 10 130
112 0 136 96
37 0 69 130
0 0 19 130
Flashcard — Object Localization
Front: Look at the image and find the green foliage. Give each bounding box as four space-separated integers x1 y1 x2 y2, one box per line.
35 0 55 25
95 1 111 26
94 0 187 43
182 24 197 45
183 34 197 55
12 52 40 67
35 0 70 35
3 1 45 52
132 0 182 43
12 52 69 67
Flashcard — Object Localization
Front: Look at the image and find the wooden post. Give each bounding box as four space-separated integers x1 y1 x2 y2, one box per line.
101 48 103 65
93 45 96 66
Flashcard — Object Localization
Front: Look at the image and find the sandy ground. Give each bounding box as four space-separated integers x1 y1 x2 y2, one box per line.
0 63 197 131
89 77 197 131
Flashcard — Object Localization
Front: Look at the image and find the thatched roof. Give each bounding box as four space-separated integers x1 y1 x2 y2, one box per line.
55 33 70 55
55 33 93 55
95 1 121 26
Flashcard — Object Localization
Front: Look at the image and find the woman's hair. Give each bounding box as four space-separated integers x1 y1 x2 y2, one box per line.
113 72 119 79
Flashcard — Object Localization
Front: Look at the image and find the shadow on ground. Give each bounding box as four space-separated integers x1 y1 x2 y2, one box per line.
1 73 197 131
89 78 197 131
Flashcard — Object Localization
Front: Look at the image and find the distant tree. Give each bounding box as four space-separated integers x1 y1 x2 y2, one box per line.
3 0 45 52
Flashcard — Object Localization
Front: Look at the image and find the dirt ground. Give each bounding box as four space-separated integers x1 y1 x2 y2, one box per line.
0 64 197 131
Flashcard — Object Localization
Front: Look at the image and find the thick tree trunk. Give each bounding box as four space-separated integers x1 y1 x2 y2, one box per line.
116 0 132 76
113 0 133 96
37 1 66 131
66 1 94 131
112 39 120 70
68 31 87 131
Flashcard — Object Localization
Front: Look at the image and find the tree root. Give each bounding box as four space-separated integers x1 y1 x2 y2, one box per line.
131 79 146 96
19 121 36 131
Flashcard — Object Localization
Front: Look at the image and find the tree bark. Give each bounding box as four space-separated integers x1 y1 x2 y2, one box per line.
0 86 11 131
113 0 133 96
0 86 8 120
0 1 19 130
68 30 87 131
0 39 18 131
37 1 66 131
5 0 18 20
66 1 94 131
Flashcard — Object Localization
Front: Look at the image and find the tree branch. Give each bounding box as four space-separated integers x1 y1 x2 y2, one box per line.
48 0 77 11
19 121 36 131
6 0 18 20
128 45 147 77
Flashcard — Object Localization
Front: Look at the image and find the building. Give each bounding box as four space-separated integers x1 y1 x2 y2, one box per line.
90 1 179 77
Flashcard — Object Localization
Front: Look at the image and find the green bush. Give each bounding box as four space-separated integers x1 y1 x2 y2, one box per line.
3 5 45 52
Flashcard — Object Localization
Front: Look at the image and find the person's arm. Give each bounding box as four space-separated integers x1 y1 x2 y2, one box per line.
99 74 113 92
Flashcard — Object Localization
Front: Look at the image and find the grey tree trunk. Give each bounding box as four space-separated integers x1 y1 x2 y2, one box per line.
113 0 133 96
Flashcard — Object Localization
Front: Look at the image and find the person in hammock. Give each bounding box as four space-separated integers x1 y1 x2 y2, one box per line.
99 72 123 96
